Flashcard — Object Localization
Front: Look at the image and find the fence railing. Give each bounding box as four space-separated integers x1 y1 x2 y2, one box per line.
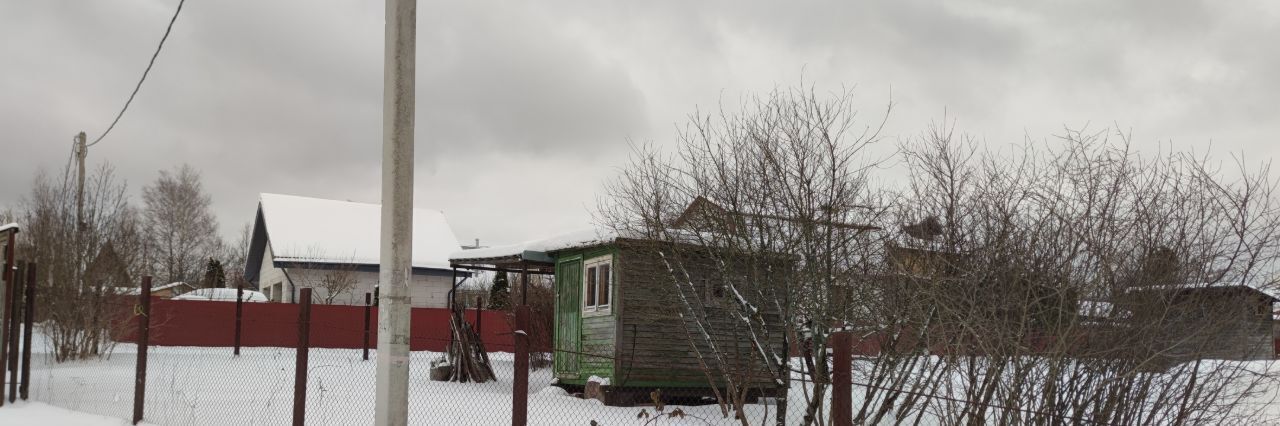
3 271 957 426
1 261 36 407
5 273 560 425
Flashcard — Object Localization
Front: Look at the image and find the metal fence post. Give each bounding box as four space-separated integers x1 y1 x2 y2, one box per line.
475 295 483 337
363 292 371 361
293 288 312 426
831 331 853 426
512 305 530 426
133 276 152 425
5 262 21 403
0 229 14 407
235 282 244 356
19 262 35 400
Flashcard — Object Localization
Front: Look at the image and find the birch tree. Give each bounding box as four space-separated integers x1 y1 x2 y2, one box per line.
142 164 220 284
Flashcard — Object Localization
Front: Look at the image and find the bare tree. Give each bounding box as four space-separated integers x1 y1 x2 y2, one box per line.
311 266 359 305
20 163 139 361
221 221 252 282
604 85 1280 425
602 86 894 425
143 164 220 284
849 124 1280 425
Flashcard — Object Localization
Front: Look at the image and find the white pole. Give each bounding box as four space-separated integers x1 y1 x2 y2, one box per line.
376 0 416 424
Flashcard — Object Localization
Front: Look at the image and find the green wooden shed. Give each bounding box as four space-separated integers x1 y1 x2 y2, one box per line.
450 228 787 404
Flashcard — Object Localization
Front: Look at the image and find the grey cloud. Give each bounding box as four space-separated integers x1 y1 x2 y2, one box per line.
3 0 1279 245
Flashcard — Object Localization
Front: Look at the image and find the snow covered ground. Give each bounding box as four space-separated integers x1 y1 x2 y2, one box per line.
19 336 801 425
12 331 1280 425
0 401 158 426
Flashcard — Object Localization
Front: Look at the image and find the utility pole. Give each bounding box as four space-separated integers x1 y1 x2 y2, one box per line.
74 131 87 293
75 132 86 234
375 0 416 424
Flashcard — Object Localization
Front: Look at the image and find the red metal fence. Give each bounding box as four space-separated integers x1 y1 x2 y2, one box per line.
115 298 525 352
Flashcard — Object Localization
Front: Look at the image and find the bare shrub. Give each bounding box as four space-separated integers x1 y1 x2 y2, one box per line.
602 84 1280 425
19 164 142 361
602 86 894 425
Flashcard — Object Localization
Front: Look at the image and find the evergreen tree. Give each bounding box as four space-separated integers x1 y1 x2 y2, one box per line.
487 271 511 310
202 258 227 289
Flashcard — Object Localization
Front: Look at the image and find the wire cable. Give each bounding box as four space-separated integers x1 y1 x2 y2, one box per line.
87 0 187 147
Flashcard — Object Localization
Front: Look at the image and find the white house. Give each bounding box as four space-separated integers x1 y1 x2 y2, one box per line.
243 193 467 308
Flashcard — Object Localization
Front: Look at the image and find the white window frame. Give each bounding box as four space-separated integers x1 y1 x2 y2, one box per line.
582 255 613 316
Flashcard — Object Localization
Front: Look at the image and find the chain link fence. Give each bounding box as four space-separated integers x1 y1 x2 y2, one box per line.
13 275 1278 425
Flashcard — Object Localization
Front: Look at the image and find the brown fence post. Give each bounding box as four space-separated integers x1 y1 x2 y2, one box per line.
363 292 371 361
133 276 152 425
831 331 853 426
235 282 244 356
5 262 21 403
19 262 35 400
475 295 483 337
512 304 530 426
0 229 14 407
293 288 312 426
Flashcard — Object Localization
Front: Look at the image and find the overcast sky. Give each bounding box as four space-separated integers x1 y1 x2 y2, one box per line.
3 0 1279 247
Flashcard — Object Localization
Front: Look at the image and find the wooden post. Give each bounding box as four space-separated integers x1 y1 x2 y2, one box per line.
19 262 35 400
363 292 372 361
474 295 483 337
512 305 530 426
133 276 152 425
831 331 853 426
5 262 20 403
235 282 244 356
0 229 14 407
520 269 528 306
293 288 312 426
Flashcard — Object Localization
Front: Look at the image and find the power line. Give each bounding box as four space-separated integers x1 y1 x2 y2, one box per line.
87 0 188 148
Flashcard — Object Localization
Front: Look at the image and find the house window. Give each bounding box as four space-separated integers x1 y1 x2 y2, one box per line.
583 256 613 315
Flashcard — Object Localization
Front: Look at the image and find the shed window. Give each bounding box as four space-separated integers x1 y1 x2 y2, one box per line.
583 256 613 315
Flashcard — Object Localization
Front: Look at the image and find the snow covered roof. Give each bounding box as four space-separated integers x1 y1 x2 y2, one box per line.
0 223 18 234
111 282 194 296
449 228 618 265
173 288 268 302
246 193 462 279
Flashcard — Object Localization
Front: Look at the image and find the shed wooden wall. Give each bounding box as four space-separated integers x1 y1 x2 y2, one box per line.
613 241 785 388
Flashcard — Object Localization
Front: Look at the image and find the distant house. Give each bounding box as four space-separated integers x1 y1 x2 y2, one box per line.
243 193 466 307
1119 283 1277 361
86 243 132 290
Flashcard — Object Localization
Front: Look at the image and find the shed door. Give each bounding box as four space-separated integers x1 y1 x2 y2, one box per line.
555 258 582 378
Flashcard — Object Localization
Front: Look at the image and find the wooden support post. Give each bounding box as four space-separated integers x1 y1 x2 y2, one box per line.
19 262 35 400
474 295 482 337
512 305 530 426
363 292 372 361
0 229 14 407
235 282 244 356
520 269 528 306
831 331 853 426
293 288 312 426
5 262 20 403
133 276 152 425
